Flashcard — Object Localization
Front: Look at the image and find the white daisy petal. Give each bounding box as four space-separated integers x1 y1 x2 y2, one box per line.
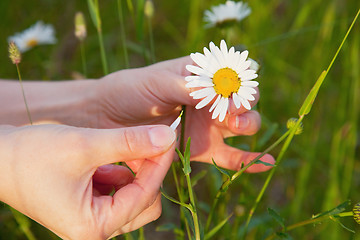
212 97 225 120
232 92 241 109
239 86 257 95
236 59 251 73
185 75 200 82
186 65 212 77
210 41 226 68
195 90 217 109
190 52 208 70
218 97 229 122
240 97 252 110
237 88 255 101
210 95 221 112
241 81 259 87
190 87 213 99
186 80 214 88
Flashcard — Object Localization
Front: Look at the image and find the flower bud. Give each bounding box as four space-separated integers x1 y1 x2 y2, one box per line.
286 118 303 135
8 41 21 65
75 12 87 41
144 0 154 19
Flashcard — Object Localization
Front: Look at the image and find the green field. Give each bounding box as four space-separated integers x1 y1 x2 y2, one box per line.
1 0 359 239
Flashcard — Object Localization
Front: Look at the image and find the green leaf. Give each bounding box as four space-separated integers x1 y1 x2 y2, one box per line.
312 200 351 219
212 158 231 180
255 160 276 167
268 208 285 229
182 138 192 175
160 188 191 210
205 214 233 240
298 70 327 116
175 148 185 166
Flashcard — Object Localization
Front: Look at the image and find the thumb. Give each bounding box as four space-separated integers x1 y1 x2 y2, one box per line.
82 125 176 167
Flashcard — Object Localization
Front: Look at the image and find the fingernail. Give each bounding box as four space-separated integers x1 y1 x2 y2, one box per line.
235 115 249 129
149 126 176 148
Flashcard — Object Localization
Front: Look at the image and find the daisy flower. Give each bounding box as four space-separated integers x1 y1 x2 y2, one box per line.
185 40 258 122
8 21 56 53
204 1 251 28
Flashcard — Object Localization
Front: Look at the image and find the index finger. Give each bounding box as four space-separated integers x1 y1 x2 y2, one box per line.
105 146 174 234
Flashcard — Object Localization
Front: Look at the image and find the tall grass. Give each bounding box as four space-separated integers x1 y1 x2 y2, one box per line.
0 0 359 239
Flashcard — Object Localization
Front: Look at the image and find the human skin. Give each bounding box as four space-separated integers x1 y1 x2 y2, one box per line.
0 124 176 239
0 57 274 239
0 56 274 171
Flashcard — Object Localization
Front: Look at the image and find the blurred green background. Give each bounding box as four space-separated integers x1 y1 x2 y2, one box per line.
0 0 359 239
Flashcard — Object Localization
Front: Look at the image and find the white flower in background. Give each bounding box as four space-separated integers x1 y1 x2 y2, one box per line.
185 40 258 122
204 1 251 28
8 21 56 53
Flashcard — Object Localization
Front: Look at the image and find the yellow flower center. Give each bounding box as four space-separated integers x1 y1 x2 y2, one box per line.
26 39 39 48
213 68 240 98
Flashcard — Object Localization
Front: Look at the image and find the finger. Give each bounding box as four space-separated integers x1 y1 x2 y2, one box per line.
222 110 261 138
74 125 175 167
105 147 174 233
108 193 162 237
93 164 134 195
149 56 193 76
200 143 275 173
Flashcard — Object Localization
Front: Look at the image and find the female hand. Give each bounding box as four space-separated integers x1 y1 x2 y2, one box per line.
95 57 274 172
0 124 175 239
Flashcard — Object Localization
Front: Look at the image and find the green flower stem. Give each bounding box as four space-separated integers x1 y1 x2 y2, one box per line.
205 130 291 231
265 211 354 240
180 105 187 153
16 64 32 125
117 0 130 68
184 171 201 240
170 163 192 239
243 117 304 238
80 41 87 77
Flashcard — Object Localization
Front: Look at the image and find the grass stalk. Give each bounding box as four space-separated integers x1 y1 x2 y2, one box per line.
16 64 32 125
80 41 87 77
243 117 304 238
205 130 290 232
265 211 354 240
147 17 156 64
97 28 109 75
117 0 130 68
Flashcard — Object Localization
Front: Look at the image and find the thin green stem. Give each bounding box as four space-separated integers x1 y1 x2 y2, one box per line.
97 28 109 75
243 117 303 238
80 41 87 77
265 211 354 240
16 64 32 125
171 163 191 239
180 105 187 153
117 0 130 68
185 172 201 240
205 130 290 231
147 16 156 64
